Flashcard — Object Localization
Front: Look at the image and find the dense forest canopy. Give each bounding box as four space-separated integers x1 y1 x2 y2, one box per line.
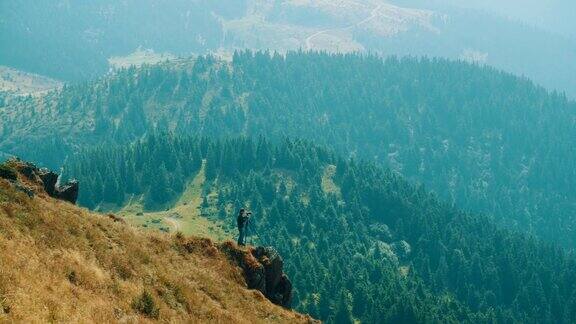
65 135 576 323
2 52 575 250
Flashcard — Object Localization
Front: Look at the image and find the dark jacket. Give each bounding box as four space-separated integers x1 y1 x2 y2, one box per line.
237 213 249 229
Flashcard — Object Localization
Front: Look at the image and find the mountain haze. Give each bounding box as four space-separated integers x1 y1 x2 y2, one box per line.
1 0 575 96
393 0 576 38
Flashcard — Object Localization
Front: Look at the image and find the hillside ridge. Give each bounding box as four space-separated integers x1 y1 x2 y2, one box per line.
0 159 315 323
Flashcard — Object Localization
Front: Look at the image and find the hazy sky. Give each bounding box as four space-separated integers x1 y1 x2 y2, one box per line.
394 0 576 38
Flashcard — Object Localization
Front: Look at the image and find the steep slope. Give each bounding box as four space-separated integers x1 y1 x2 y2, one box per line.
0 160 315 323
3 53 575 250
65 135 576 323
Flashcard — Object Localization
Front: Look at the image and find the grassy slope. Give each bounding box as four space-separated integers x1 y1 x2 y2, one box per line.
118 161 234 241
118 162 324 248
116 162 315 248
0 175 313 322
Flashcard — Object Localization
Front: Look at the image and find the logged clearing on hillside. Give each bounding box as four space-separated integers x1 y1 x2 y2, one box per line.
0 66 62 96
0 174 315 323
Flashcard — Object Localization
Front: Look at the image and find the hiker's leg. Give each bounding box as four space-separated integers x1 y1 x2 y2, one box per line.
237 227 242 245
238 227 245 246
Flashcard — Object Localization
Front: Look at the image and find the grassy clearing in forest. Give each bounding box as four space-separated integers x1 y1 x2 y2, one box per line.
108 49 176 69
118 161 233 241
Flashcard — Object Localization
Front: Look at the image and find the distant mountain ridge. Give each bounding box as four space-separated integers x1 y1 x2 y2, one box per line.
391 0 576 38
1 0 575 96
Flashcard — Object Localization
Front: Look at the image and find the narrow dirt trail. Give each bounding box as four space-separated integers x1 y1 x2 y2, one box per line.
305 3 382 50
165 217 181 232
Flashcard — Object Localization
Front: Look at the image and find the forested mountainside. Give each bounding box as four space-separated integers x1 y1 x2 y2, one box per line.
64 135 576 323
0 159 314 323
0 0 233 81
2 1 576 96
2 52 575 250
358 6 576 97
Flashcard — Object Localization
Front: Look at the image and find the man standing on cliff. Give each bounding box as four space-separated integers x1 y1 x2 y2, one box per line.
237 208 251 246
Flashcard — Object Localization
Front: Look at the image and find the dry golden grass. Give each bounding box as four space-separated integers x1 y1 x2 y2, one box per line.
0 178 316 323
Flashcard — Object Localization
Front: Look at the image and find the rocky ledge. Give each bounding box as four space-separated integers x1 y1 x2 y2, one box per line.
220 243 293 308
179 238 294 309
0 158 78 204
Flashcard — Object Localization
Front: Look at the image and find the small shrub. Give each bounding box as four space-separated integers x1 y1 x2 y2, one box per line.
133 290 159 319
158 284 188 311
67 270 78 285
0 292 9 314
113 257 134 280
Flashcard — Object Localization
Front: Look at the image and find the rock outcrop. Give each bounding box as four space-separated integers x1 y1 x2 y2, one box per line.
221 243 294 309
0 165 17 181
37 168 59 196
55 179 79 204
0 158 79 204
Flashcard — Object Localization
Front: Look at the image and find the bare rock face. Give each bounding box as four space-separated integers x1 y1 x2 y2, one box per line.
1 158 79 204
222 243 293 309
252 246 293 307
56 180 79 204
0 164 17 181
37 168 58 196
